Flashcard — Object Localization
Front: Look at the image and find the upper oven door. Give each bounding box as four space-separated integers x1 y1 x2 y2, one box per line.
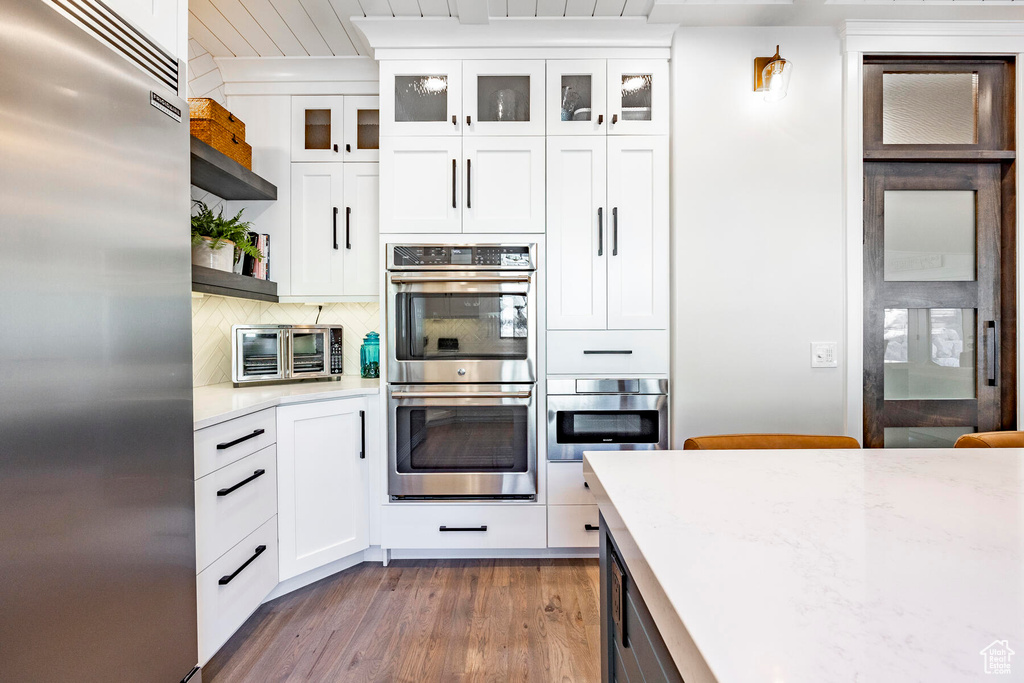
233 327 285 383
287 327 330 378
387 272 537 384
546 393 669 461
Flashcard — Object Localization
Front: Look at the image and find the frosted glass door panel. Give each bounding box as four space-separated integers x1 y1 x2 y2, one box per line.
883 427 974 448
379 137 461 233
477 76 531 122
882 72 978 145
547 60 607 135
883 308 975 399
883 190 976 281
607 60 668 135
343 96 379 162
463 137 545 234
380 61 461 136
396 76 448 121
463 60 544 136
305 110 331 149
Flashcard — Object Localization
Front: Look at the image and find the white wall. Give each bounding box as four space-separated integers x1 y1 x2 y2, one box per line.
671 27 847 444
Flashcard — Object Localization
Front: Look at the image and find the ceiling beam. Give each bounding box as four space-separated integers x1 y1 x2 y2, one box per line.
457 0 490 23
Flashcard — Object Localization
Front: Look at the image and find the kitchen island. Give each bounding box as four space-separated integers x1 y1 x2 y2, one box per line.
583 449 1024 682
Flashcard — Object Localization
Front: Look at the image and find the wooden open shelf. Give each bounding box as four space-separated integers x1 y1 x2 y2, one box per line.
190 137 277 201
192 265 278 303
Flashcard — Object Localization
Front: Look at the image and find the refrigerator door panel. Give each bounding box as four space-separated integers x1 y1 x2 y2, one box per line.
0 1 197 682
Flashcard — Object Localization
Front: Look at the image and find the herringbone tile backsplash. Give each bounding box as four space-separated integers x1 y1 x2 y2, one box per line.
191 294 380 387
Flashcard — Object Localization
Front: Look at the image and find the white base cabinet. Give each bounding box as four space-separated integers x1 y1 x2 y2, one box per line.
548 462 599 549
277 397 370 581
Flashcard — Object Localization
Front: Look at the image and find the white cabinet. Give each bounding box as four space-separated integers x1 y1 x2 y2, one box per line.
381 60 464 136
291 163 380 297
547 59 667 136
277 398 369 581
463 60 545 137
607 60 670 136
463 137 545 233
547 60 608 136
344 96 380 162
291 96 345 162
379 137 462 233
547 136 668 331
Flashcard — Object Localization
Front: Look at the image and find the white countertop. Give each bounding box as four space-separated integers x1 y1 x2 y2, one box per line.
583 449 1024 683
193 378 380 429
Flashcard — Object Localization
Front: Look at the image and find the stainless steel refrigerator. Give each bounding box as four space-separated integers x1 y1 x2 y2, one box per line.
0 1 198 681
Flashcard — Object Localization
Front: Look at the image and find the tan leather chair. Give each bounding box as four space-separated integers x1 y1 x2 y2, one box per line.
954 431 1024 448
682 433 861 450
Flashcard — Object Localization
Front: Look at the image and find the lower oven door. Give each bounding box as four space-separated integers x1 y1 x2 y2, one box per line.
546 393 669 461
389 384 537 500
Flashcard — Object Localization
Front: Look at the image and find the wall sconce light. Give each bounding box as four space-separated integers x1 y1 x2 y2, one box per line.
754 45 792 102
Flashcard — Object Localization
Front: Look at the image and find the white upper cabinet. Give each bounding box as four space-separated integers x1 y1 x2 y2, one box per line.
106 0 180 59
343 96 380 162
291 164 345 295
379 137 462 233
463 60 545 137
342 164 380 296
607 60 669 136
463 137 545 233
380 60 463 136
547 137 607 329
606 136 669 329
547 60 608 136
291 96 345 162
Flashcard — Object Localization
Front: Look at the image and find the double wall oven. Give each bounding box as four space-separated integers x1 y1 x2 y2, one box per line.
387 244 538 500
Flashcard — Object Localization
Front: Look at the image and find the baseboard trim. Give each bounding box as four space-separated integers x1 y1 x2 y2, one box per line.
388 547 599 560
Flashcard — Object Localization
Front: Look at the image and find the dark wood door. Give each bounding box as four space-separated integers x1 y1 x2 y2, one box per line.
863 162 1003 448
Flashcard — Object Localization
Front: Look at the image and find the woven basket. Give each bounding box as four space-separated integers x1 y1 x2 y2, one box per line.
188 98 245 140
190 120 252 169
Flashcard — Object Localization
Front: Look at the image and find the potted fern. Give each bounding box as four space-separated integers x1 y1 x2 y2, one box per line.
191 200 262 272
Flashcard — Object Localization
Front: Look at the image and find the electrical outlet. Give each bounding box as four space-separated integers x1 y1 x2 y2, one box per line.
811 342 838 368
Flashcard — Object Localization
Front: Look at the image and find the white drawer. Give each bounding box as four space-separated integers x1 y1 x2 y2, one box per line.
548 505 600 548
195 445 277 573
197 516 278 666
195 408 277 479
382 505 546 550
547 330 669 375
548 461 596 506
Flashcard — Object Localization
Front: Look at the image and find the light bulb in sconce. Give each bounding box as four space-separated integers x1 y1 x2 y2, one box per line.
754 46 793 102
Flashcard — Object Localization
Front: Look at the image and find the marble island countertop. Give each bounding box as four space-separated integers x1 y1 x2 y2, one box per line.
193 377 380 429
583 449 1024 683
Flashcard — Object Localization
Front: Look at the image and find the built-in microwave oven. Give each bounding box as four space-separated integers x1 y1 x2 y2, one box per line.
232 324 344 385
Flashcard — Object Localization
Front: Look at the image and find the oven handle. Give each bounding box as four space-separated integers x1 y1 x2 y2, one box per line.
389 275 532 284
391 390 532 399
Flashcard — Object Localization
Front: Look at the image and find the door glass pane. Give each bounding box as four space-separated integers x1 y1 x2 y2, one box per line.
304 109 331 150
291 332 325 374
395 406 528 472
884 190 976 281
356 108 379 150
556 411 660 444
477 75 531 122
561 74 592 121
396 293 528 361
240 332 280 377
395 75 448 122
884 308 975 399
882 72 979 145
884 426 974 448
621 74 653 121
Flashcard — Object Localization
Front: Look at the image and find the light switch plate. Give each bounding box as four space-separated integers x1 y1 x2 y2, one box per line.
811 342 838 368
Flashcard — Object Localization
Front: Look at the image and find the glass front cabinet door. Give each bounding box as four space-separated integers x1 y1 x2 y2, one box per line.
463 60 545 136
291 96 345 162
607 60 669 136
380 60 463 136
547 60 608 135
343 96 379 162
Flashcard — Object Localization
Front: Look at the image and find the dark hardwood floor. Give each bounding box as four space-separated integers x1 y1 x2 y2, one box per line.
205 558 602 683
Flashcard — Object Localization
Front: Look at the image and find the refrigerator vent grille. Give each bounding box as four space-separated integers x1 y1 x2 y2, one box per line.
47 0 179 92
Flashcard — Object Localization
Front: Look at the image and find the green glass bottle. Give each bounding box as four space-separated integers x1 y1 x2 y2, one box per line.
360 331 380 379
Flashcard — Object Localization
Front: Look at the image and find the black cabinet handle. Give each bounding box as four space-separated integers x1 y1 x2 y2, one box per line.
452 159 457 208
597 207 603 256
987 320 998 386
217 469 266 497
597 114 603 125
466 158 471 209
584 481 590 489
216 428 265 450
612 114 618 125
612 207 618 256
333 143 338 153
583 350 633 355
333 207 339 250
219 545 266 586
359 410 366 459
452 114 457 126
439 525 487 532
345 207 352 249
584 524 599 531
346 143 351 153
466 115 472 126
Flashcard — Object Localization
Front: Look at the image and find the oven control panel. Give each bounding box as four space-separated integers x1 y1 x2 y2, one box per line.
390 244 535 270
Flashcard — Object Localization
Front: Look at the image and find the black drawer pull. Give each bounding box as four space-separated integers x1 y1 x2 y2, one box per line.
584 481 590 489
216 428 265 450
583 350 633 355
218 545 266 586
584 524 599 531
439 525 487 532
217 469 266 497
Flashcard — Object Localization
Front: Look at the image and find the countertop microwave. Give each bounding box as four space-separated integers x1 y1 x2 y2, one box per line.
232 324 343 385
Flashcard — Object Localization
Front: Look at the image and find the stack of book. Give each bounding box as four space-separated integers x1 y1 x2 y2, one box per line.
237 232 271 281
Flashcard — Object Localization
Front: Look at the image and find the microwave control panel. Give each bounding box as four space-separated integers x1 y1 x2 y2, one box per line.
330 328 343 375
390 245 535 270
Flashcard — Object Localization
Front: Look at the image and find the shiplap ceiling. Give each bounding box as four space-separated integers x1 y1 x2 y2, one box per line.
188 0 656 58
